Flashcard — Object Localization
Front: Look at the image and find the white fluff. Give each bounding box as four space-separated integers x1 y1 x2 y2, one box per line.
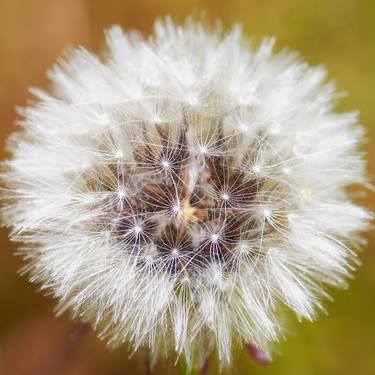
1 17 371 369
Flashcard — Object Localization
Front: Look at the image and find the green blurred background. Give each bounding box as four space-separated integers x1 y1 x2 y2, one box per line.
0 1 374 374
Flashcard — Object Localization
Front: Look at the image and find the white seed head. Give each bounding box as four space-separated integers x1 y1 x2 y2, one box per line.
0 17 371 370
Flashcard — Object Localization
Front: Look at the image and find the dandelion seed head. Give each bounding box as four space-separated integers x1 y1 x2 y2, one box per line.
1 17 371 370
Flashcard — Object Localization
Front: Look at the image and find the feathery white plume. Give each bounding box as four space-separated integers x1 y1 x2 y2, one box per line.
1 17 371 369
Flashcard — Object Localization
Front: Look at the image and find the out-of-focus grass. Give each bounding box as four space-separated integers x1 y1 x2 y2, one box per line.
0 1 374 374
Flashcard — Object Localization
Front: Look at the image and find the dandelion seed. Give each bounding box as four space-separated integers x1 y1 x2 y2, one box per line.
222 193 230 201
115 150 124 159
133 225 143 235
117 189 126 199
211 234 220 243
263 208 272 218
239 122 248 132
252 165 261 174
161 160 170 169
0 17 371 370
199 145 208 154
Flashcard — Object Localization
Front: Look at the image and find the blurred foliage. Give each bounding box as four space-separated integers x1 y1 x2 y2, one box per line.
0 1 374 374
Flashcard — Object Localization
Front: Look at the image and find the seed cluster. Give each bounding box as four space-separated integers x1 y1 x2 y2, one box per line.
3 20 368 368
100 120 270 276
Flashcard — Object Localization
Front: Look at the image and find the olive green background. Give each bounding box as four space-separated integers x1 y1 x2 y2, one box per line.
0 1 374 374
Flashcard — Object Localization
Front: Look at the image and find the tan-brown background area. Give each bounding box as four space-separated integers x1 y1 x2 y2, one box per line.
0 1 374 374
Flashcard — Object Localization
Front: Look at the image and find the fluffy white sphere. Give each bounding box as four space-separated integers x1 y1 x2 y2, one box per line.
1 17 371 369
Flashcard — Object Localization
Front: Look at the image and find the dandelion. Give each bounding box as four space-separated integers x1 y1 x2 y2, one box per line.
1 17 371 370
